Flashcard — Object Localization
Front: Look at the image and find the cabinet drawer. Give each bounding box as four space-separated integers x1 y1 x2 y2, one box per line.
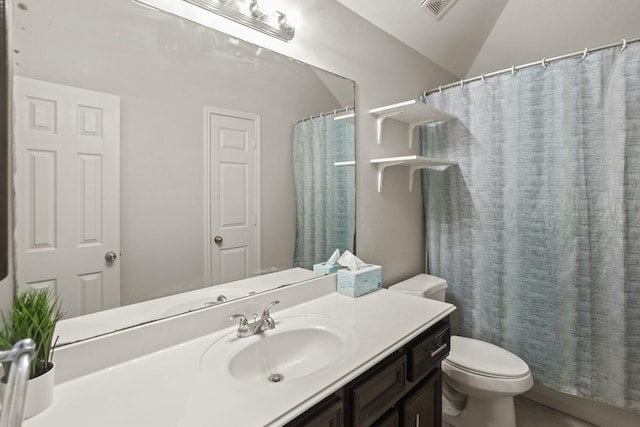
407 323 450 382
350 353 407 426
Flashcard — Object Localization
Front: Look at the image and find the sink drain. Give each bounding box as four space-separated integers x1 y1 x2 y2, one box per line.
268 373 284 383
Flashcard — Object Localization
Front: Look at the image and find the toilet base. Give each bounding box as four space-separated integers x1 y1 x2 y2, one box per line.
443 395 516 427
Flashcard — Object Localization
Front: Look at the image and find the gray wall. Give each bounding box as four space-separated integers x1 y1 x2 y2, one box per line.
279 1 458 285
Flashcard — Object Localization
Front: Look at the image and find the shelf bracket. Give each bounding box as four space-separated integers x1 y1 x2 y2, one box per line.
408 166 423 192
375 161 404 192
376 111 403 144
408 164 455 190
408 120 433 149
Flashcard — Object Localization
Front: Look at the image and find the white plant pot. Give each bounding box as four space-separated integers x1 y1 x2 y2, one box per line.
0 364 55 419
24 364 55 419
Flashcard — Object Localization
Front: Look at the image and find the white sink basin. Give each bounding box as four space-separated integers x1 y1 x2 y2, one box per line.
201 316 357 386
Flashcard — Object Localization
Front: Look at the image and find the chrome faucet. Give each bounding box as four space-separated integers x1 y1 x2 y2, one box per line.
0 339 36 427
204 295 229 307
229 300 280 338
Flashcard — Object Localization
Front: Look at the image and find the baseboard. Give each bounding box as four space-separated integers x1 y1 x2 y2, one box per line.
523 382 640 427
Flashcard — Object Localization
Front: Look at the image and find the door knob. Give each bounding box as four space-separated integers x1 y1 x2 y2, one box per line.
214 235 223 245
105 251 118 262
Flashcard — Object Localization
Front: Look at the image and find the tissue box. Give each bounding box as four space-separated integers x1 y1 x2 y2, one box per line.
337 264 382 297
313 262 344 276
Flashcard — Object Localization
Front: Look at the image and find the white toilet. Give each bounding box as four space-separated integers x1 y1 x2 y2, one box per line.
389 274 533 427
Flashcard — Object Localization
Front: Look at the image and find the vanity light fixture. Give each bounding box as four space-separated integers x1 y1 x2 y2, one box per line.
183 0 296 42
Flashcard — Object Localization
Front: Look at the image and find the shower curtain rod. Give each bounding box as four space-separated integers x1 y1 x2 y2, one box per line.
423 37 640 96
296 105 354 124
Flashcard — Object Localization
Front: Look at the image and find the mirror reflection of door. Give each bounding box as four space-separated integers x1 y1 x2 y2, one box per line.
13 77 121 318
205 107 260 285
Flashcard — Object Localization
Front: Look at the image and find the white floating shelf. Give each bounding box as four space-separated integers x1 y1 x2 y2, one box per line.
334 160 356 166
370 155 457 192
369 99 456 148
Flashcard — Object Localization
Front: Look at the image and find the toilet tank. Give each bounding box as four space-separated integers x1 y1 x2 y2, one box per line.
389 274 448 301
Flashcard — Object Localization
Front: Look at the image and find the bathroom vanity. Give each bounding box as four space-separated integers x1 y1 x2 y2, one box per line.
287 317 450 426
22 276 454 426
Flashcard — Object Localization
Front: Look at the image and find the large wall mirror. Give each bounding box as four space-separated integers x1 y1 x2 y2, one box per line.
9 0 355 344
1 0 8 282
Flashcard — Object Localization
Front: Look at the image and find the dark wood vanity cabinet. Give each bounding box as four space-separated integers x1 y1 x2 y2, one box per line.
289 394 345 427
400 371 442 427
350 352 408 425
286 317 450 427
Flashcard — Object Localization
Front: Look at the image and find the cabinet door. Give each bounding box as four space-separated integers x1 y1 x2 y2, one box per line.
401 371 442 427
285 394 343 427
371 408 399 427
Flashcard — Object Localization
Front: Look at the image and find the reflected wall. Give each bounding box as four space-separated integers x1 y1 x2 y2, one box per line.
11 0 355 319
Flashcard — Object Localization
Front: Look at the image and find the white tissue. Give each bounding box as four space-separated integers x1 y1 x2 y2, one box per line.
338 250 367 271
327 249 340 265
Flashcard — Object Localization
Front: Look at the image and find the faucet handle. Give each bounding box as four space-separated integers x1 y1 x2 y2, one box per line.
229 314 249 333
262 300 280 318
261 300 279 330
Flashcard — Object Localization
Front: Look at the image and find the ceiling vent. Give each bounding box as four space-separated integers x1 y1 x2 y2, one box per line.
420 0 458 20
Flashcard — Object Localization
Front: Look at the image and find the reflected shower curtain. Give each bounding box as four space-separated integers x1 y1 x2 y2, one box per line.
293 115 355 269
421 43 640 410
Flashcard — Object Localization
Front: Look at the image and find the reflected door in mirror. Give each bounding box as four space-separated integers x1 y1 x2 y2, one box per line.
207 108 260 285
14 77 121 318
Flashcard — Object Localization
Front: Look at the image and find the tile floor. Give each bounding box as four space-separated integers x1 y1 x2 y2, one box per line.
514 397 595 426
443 397 596 427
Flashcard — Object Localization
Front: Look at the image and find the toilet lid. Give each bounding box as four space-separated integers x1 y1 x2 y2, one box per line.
445 336 530 379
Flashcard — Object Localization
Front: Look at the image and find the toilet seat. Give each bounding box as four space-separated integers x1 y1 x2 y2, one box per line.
445 336 530 379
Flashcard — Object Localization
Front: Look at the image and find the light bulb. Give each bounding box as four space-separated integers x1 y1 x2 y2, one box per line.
258 0 280 13
284 9 302 28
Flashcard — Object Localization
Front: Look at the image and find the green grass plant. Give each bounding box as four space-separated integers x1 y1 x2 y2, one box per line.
0 289 64 380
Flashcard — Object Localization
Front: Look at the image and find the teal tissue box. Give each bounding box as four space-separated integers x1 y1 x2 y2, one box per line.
337 264 382 297
313 262 344 276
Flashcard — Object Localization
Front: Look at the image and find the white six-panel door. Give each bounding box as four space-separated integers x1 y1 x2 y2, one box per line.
14 77 120 318
205 107 260 285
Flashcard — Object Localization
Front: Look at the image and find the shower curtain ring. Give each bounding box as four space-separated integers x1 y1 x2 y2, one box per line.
621 39 627 53
511 65 516 76
439 85 442 93
460 79 464 88
581 48 588 60
541 58 548 68
481 73 486 82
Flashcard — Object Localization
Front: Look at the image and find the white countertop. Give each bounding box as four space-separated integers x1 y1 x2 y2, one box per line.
25 288 454 427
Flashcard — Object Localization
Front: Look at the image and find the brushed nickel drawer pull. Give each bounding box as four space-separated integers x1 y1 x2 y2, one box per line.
430 343 448 357
409 414 420 426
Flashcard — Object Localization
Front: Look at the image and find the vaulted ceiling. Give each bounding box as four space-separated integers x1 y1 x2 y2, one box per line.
335 0 508 78
336 0 640 79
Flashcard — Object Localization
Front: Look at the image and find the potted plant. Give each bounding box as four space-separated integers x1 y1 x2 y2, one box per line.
0 289 64 419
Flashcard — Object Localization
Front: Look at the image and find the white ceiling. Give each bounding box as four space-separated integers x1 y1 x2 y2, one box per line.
335 0 509 78
335 0 640 80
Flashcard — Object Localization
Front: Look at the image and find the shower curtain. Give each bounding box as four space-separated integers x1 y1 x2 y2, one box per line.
293 114 355 269
421 43 640 410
